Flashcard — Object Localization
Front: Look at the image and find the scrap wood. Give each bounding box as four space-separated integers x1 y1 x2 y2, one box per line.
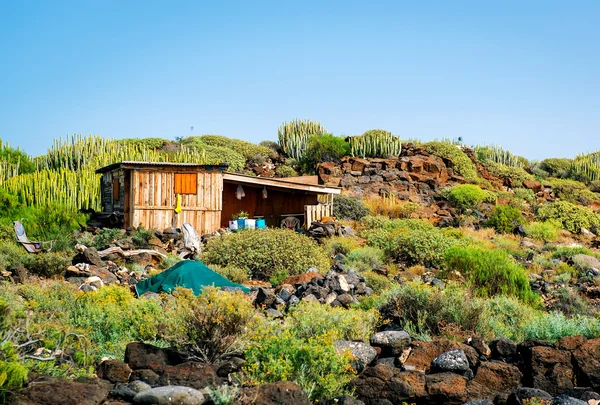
75 244 166 259
97 246 167 259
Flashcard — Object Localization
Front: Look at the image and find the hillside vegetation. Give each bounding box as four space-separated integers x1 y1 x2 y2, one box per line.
3 122 600 403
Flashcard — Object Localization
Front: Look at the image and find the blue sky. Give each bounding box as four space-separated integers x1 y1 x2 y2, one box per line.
0 1 598 160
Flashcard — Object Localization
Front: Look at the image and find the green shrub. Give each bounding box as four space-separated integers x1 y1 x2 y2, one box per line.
288 301 379 342
537 201 600 233
28 253 70 278
425 142 478 180
361 229 393 251
344 247 384 271
275 165 297 178
0 241 31 271
203 229 330 282
333 195 369 221
548 286 592 317
548 178 600 205
211 265 251 284
524 221 559 242
165 288 257 362
160 253 181 269
132 227 154 249
486 205 525 233
298 134 350 174
482 295 600 342
0 202 88 252
360 216 435 233
483 161 534 185
94 228 125 250
380 282 485 339
0 299 28 399
551 246 597 260
199 135 273 161
481 296 533 341
387 228 458 268
444 184 495 211
0 281 172 377
513 188 536 204
443 245 539 305
181 137 245 171
359 215 392 230
323 236 361 256
540 158 572 178
207 385 239 405
244 327 355 401
116 137 168 150
523 312 600 342
362 271 393 294
259 140 280 153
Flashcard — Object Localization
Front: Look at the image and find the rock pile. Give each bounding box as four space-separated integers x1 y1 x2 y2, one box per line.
12 334 600 404
252 266 372 314
354 334 600 405
12 342 310 405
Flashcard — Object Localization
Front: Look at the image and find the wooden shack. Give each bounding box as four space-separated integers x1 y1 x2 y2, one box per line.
96 161 341 234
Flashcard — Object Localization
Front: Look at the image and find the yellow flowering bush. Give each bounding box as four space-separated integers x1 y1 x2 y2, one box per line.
163 287 259 362
244 323 356 401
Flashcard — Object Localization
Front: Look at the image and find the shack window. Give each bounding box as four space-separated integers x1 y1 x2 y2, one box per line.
112 178 120 201
174 173 197 195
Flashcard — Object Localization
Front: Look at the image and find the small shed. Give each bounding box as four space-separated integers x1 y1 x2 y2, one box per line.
96 161 341 234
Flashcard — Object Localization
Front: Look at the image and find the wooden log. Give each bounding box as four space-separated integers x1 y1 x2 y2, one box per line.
95 246 167 259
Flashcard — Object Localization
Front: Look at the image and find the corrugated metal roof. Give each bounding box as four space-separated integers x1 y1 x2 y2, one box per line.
96 161 230 174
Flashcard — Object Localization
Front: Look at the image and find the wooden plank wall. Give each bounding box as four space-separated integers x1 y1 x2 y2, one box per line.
131 169 223 234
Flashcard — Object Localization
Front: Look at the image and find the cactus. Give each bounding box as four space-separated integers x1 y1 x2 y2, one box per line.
277 119 326 160
2 134 210 211
474 144 528 168
571 152 600 183
348 129 401 158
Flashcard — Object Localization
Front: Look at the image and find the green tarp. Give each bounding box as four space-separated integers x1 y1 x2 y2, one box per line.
135 260 250 296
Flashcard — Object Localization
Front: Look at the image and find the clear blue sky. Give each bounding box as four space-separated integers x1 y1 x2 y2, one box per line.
1 1 598 160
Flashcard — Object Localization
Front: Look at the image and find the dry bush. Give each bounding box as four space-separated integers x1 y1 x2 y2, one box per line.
363 194 419 218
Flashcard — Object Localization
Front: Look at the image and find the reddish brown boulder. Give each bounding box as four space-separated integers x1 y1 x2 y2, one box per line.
352 364 427 404
556 335 587 351
124 342 185 371
157 361 223 389
573 337 600 389
467 361 522 400
235 381 310 405
96 360 132 383
522 180 543 193
530 346 574 394
426 372 468 404
403 340 479 373
351 158 371 172
317 162 343 186
12 376 111 405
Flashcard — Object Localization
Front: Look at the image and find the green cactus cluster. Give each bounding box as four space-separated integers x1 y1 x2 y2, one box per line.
571 152 600 183
474 144 528 168
1 134 210 211
277 119 326 160
348 129 402 158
